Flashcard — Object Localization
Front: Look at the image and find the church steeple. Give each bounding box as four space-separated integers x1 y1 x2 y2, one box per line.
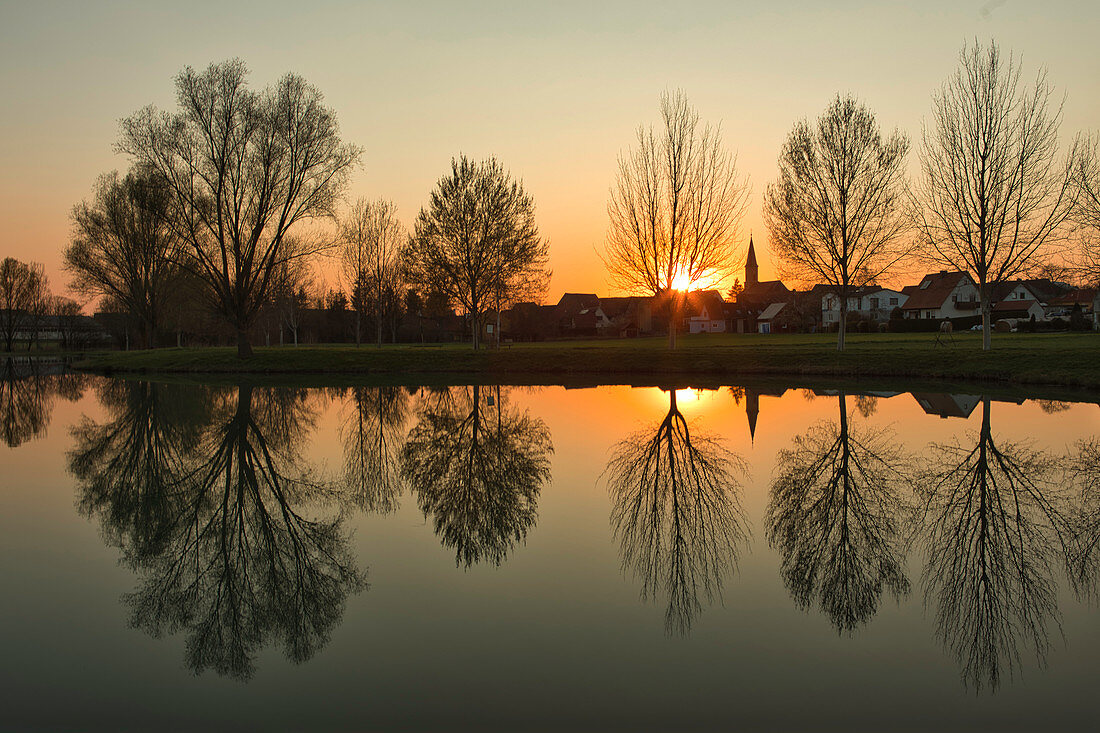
745 235 759 286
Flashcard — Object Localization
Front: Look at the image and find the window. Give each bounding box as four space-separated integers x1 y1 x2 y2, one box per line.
889 297 898 306
870 297 879 309
920 280 931 289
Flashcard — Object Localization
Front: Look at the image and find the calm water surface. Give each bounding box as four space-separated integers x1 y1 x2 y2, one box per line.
2 364 1099 731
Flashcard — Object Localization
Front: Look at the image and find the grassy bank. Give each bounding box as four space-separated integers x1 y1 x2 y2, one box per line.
72 331 1100 390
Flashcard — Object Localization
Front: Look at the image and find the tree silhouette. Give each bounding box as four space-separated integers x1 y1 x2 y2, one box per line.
400 385 552 567
71 382 364 680
766 393 912 634
340 385 409 514
605 389 748 635
914 397 1073 691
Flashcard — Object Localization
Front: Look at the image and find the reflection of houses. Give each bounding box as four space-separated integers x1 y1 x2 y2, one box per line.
911 393 981 419
900 271 980 320
743 386 789 443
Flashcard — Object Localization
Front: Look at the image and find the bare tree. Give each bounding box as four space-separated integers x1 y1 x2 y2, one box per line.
66 168 181 348
22 266 51 351
119 59 361 358
0 258 47 352
604 90 750 348
406 157 547 350
340 198 406 347
1071 133 1100 284
913 41 1079 349
763 94 911 351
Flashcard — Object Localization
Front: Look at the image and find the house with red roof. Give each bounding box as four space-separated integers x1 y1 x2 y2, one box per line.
900 271 981 320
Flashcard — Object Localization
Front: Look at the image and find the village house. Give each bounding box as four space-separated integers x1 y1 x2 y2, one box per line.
900 271 981 320
685 290 728 334
821 286 908 326
598 296 653 337
733 236 791 333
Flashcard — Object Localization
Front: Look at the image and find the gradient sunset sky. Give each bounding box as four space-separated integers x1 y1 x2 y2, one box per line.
2 0 1098 303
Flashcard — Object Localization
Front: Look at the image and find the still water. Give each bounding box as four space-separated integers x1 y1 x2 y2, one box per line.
2 364 1099 731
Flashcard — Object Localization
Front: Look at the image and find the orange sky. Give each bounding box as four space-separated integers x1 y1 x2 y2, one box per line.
2 1 1098 307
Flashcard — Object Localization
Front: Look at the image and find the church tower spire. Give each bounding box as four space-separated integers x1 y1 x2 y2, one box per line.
745 235 759 286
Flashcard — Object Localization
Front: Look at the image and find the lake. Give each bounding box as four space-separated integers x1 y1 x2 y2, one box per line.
2 365 1099 731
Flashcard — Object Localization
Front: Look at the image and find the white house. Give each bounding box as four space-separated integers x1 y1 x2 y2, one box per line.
821 287 907 325
688 303 726 333
900 271 981 320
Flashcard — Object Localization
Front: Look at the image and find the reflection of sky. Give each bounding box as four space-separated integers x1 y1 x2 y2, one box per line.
2 379 1100 729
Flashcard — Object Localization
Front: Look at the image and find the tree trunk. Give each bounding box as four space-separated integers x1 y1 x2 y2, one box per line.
356 310 361 347
981 296 992 351
667 294 678 349
377 314 382 349
837 296 847 352
237 329 253 359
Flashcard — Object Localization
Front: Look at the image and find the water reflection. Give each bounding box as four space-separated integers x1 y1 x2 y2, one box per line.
913 396 1073 691
606 388 749 635
70 381 365 680
1 357 89 447
1067 437 1100 595
766 392 912 634
400 385 553 567
339 385 410 513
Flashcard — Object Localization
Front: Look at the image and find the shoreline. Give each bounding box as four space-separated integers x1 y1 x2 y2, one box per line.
68 332 1100 393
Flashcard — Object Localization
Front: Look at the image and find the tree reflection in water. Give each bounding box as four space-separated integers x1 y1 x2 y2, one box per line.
401 385 552 568
606 388 748 635
766 393 911 634
915 396 1072 691
340 385 410 514
1067 437 1100 596
70 382 364 680
70 380 209 557
1 358 90 447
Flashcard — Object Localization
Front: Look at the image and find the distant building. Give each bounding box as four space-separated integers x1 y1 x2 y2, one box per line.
685 290 728 334
821 287 907 326
734 235 791 332
900 271 980 320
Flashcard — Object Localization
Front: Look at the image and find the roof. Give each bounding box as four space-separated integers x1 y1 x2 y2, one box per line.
737 280 790 305
746 235 758 269
757 302 787 321
992 299 1041 313
598 296 650 319
684 289 727 317
991 279 1075 304
900 271 974 310
1048 288 1097 307
555 293 599 315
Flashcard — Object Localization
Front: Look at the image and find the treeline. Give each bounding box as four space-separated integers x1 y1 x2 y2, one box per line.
0 257 89 350
605 40 1100 352
57 60 548 357
18 40 1100 357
